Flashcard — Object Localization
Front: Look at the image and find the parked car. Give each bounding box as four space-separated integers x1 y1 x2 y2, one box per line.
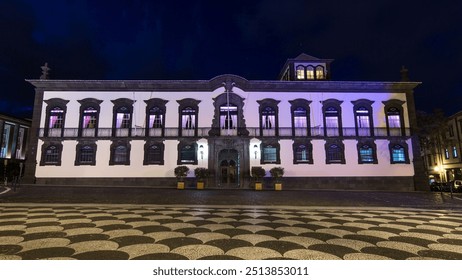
448 180 462 192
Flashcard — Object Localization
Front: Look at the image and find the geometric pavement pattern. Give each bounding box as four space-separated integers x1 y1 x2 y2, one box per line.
1 204 462 260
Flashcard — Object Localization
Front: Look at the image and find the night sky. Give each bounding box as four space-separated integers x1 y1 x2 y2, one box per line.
1 0 461 119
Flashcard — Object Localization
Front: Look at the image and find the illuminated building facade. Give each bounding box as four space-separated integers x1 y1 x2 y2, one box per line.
24 54 425 190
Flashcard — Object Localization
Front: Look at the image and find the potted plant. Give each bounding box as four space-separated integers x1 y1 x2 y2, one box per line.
174 166 189 189
270 167 284 191
251 166 266 190
194 167 209 189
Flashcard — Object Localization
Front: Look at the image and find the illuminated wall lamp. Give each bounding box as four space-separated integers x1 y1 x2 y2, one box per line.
199 145 204 159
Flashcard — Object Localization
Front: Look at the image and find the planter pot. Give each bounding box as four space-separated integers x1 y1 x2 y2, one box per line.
177 181 185 190
197 182 204 189
255 182 263 191
274 183 282 191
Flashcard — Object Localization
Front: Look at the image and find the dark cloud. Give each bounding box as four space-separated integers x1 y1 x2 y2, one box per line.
1 0 461 118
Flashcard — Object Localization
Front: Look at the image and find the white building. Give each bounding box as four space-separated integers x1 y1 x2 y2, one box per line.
24 54 425 190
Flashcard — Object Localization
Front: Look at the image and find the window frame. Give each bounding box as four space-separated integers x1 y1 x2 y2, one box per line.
322 99 343 137
40 141 63 166
177 98 200 137
177 141 198 165
143 141 165 165
296 65 305 80
44 98 69 137
145 98 168 137
75 141 97 166
260 141 281 164
357 140 378 164
293 141 313 164
315 65 325 80
109 140 131 165
78 98 103 137
389 142 410 164
257 99 280 137
111 98 134 137
383 100 406 137
325 140 346 164
352 99 374 137
289 99 312 137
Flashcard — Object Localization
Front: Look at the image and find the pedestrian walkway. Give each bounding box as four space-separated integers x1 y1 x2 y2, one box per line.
1 203 462 260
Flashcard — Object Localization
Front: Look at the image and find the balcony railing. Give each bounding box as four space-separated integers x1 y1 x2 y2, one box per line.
39 127 410 139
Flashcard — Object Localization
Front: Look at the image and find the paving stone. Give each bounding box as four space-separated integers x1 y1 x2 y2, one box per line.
284 249 341 260
0 203 461 260
226 246 282 260
327 238 375 251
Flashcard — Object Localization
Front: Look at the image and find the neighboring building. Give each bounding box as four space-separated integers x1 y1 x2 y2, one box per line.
0 113 30 181
422 111 462 184
24 54 425 190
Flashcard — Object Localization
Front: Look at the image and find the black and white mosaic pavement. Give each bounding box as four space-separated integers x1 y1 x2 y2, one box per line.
1 204 462 260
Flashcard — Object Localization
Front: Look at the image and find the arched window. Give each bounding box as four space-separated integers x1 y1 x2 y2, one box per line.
178 143 197 165
258 99 280 137
177 99 200 137
145 98 168 137
296 65 305 80
383 100 405 137
78 98 102 137
354 105 373 136
315 66 325 79
293 107 307 128
391 145 405 163
45 145 59 164
220 104 238 131
75 143 97 166
262 106 276 129
389 142 409 164
293 142 313 164
182 107 195 129
324 107 340 136
325 141 345 164
261 141 280 164
358 144 374 163
290 99 311 137
44 98 69 137
323 99 343 137
149 107 163 128
114 145 127 163
387 107 401 134
306 66 315 80
112 98 134 137
49 107 64 129
40 142 63 166
109 140 131 165
144 143 164 165
82 107 97 128
116 107 131 129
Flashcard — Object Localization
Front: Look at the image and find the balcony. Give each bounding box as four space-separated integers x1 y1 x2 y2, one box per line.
39 126 411 139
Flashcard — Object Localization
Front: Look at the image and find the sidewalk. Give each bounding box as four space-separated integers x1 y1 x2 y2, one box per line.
1 184 461 209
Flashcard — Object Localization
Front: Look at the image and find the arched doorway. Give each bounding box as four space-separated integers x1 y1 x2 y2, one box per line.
218 149 239 188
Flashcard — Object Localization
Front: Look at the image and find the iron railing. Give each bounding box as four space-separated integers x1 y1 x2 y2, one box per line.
39 127 410 139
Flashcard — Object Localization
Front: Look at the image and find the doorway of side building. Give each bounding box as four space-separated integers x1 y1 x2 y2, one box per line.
218 149 239 188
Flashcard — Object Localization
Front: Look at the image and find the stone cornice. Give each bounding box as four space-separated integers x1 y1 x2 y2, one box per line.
26 74 421 93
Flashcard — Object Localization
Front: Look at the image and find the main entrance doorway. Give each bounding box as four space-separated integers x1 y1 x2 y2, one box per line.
218 149 239 188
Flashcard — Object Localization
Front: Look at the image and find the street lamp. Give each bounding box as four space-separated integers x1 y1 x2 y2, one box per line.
253 144 258 159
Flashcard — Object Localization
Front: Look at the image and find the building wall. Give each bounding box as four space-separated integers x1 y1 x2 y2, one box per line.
34 86 415 188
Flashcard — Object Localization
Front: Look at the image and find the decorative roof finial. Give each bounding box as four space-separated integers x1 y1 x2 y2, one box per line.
40 63 50 80
400 65 409 82
223 78 235 93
